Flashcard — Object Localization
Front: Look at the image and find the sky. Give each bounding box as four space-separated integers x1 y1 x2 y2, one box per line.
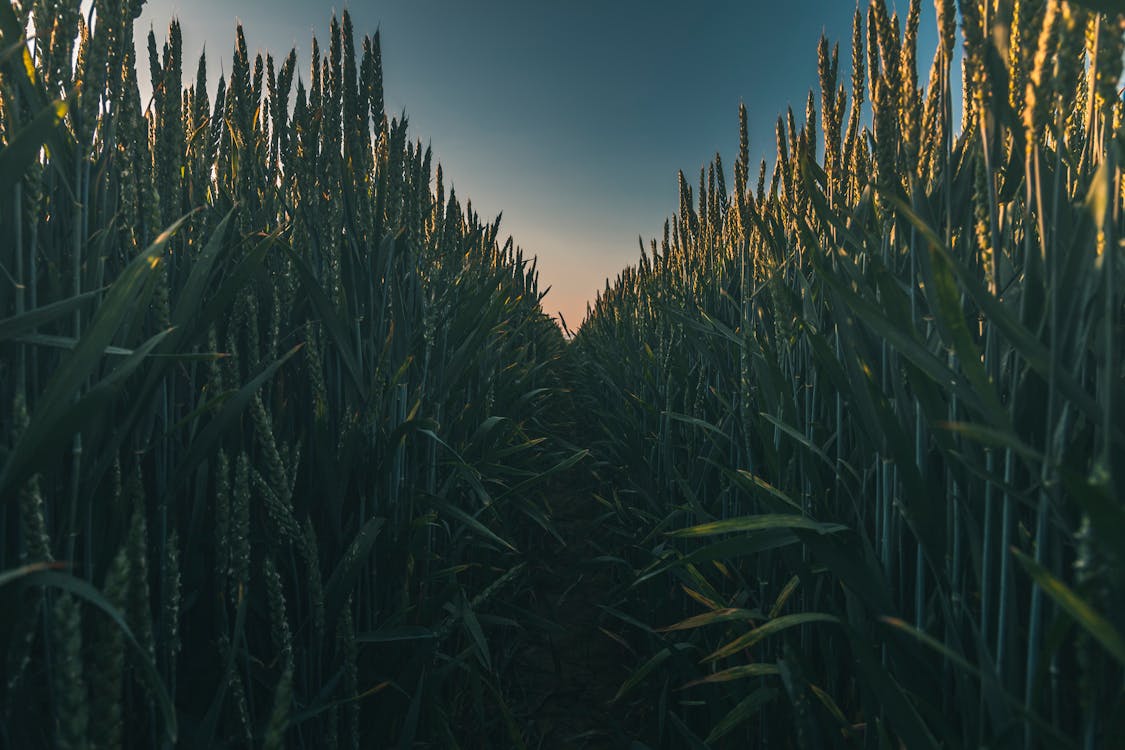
129 1 944 330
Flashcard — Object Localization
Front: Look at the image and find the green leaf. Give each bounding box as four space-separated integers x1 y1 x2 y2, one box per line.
937 421 1044 463
635 529 800 586
924 241 1007 426
397 673 425 750
668 514 846 539
705 686 778 744
665 410 731 440
88 228 276 492
682 662 780 688
704 613 840 663
809 683 850 730
657 607 763 633
323 515 386 624
667 713 712 750
171 207 236 330
759 413 836 470
0 223 182 498
1013 548 1125 667
460 592 491 671
845 626 941 750
878 616 1077 747
809 247 993 420
598 605 660 635
356 626 436 644
0 289 104 342
1 325 170 499
432 498 517 553
0 99 67 196
778 653 824 750
494 448 590 502
0 561 63 587
796 528 894 615
613 643 695 702
769 575 800 619
894 195 1110 434
482 678 529 750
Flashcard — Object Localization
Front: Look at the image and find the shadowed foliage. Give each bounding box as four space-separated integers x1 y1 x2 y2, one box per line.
2 0 1124 748
0 2 579 746
573 0 1125 746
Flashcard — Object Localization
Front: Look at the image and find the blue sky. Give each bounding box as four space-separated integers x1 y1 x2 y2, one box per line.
131 1 943 329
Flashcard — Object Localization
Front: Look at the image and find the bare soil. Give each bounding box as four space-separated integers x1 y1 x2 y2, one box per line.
507 489 638 749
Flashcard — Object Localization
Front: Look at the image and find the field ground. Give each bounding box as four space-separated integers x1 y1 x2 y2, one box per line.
508 485 635 748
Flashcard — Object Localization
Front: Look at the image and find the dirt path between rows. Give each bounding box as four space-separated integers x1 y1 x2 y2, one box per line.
508 488 637 749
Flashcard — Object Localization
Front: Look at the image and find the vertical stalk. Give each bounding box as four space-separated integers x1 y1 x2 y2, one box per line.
976 61 1006 734
14 179 26 396
66 154 83 569
1025 101 1063 746
1102 110 1116 483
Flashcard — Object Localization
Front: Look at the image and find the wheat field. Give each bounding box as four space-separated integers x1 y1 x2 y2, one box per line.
1 0 1123 748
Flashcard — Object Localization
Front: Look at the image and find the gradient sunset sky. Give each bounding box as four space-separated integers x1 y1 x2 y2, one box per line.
132 1 945 330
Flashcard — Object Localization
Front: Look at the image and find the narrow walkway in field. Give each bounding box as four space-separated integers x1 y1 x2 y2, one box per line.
510 488 635 748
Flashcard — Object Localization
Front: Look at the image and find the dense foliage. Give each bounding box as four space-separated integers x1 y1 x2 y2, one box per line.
0 2 577 746
4 0 1125 747
574 0 1125 747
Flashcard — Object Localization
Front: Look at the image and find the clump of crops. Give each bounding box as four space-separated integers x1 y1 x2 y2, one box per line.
5 0 1125 746
0 1 577 746
575 0 1125 746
